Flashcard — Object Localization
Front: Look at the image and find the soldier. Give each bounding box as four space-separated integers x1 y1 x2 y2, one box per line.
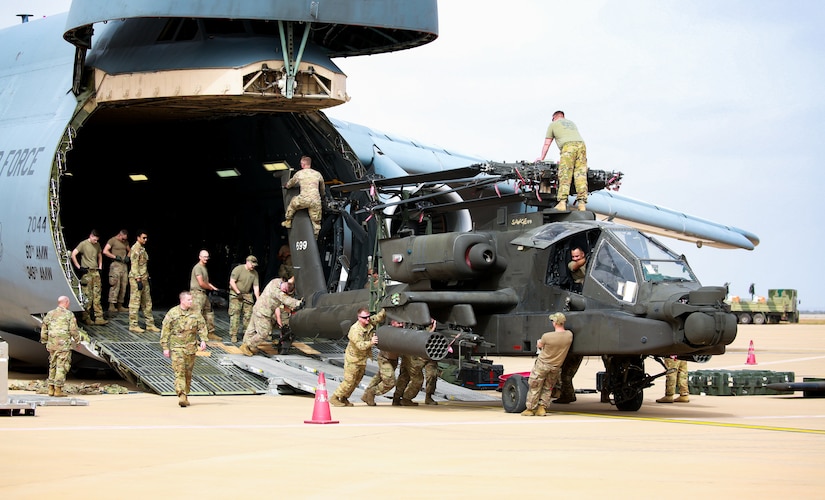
282 156 325 237
190 250 220 341
330 307 385 407
40 296 84 397
277 244 294 280
362 319 403 406
568 247 587 294
423 359 440 405
127 230 160 333
392 318 436 406
102 229 130 314
227 255 261 343
657 356 690 403
522 312 573 416
160 291 208 407
239 277 302 356
70 229 108 325
535 110 588 211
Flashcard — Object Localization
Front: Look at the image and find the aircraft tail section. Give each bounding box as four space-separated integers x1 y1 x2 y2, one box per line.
288 210 328 306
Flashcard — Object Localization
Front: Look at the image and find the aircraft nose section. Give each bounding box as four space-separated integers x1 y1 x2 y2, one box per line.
684 311 737 346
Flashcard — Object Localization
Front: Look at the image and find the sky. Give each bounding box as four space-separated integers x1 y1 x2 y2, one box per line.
3 1 824 310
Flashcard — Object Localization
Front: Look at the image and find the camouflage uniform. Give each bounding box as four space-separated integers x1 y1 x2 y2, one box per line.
545 118 588 204
105 236 130 307
241 278 302 350
331 309 386 402
525 328 573 412
662 358 689 397
228 264 259 341
74 239 104 323
424 359 440 403
284 167 325 236
40 304 83 389
160 305 208 398
190 262 215 336
392 354 427 404
128 240 157 330
556 353 584 403
366 349 399 396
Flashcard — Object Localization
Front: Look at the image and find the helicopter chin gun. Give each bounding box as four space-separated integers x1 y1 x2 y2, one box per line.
381 233 505 284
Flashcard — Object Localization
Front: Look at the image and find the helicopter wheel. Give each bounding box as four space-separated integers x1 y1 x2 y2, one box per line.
501 374 529 413
609 357 645 412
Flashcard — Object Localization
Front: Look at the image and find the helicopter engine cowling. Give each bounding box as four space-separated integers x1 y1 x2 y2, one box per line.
381 233 505 284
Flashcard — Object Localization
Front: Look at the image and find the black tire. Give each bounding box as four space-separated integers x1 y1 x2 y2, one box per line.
738 313 752 324
502 374 529 413
615 389 644 411
752 313 766 325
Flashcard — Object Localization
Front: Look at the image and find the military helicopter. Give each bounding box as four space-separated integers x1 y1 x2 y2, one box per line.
283 161 739 412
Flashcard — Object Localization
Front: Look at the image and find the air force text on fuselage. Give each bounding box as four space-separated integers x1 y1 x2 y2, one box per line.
0 146 46 177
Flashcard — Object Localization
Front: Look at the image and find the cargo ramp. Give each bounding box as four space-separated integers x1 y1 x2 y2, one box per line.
81 310 498 403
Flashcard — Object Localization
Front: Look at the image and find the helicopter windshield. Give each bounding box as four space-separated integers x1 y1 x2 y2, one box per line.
611 228 698 283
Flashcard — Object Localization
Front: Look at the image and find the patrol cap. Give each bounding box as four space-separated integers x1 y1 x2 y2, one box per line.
246 255 258 266
549 312 566 324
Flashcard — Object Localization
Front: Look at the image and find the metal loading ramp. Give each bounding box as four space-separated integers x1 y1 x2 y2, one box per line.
82 312 499 402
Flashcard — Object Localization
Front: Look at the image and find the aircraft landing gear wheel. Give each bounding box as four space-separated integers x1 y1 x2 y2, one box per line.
738 313 752 324
502 374 529 413
752 313 766 325
608 356 645 412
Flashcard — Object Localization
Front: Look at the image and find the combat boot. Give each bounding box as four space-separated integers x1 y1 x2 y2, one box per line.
361 388 377 406
129 325 145 333
53 386 65 398
425 395 438 405
577 201 587 211
535 405 547 417
48 384 55 396
94 318 109 325
554 200 567 211
240 344 254 356
207 333 222 341
392 393 402 406
178 394 190 407
674 395 690 403
118 304 129 313
329 395 347 407
340 398 354 407
108 303 118 313
656 395 675 403
230 335 238 343
145 325 160 333
553 394 576 404
83 315 94 326
281 220 292 229
521 407 536 416
400 398 418 407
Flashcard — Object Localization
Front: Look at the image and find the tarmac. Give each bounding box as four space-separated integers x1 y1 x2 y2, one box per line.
2 323 824 499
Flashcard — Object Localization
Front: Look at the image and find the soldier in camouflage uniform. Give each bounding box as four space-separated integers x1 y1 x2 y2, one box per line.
657 356 690 403
70 229 108 325
190 250 220 341
239 278 302 356
535 111 588 211
522 313 573 416
227 255 261 343
391 319 437 406
362 319 403 406
102 229 130 313
40 296 84 397
423 359 440 405
282 156 325 237
330 307 385 407
127 231 160 333
160 291 208 407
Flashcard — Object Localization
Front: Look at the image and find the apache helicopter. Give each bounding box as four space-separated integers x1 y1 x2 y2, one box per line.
284 161 739 412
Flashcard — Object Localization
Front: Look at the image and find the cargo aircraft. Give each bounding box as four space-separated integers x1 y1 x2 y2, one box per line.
0 1 759 409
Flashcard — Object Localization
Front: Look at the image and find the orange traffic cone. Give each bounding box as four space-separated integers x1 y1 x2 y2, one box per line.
746 340 757 365
304 372 339 424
